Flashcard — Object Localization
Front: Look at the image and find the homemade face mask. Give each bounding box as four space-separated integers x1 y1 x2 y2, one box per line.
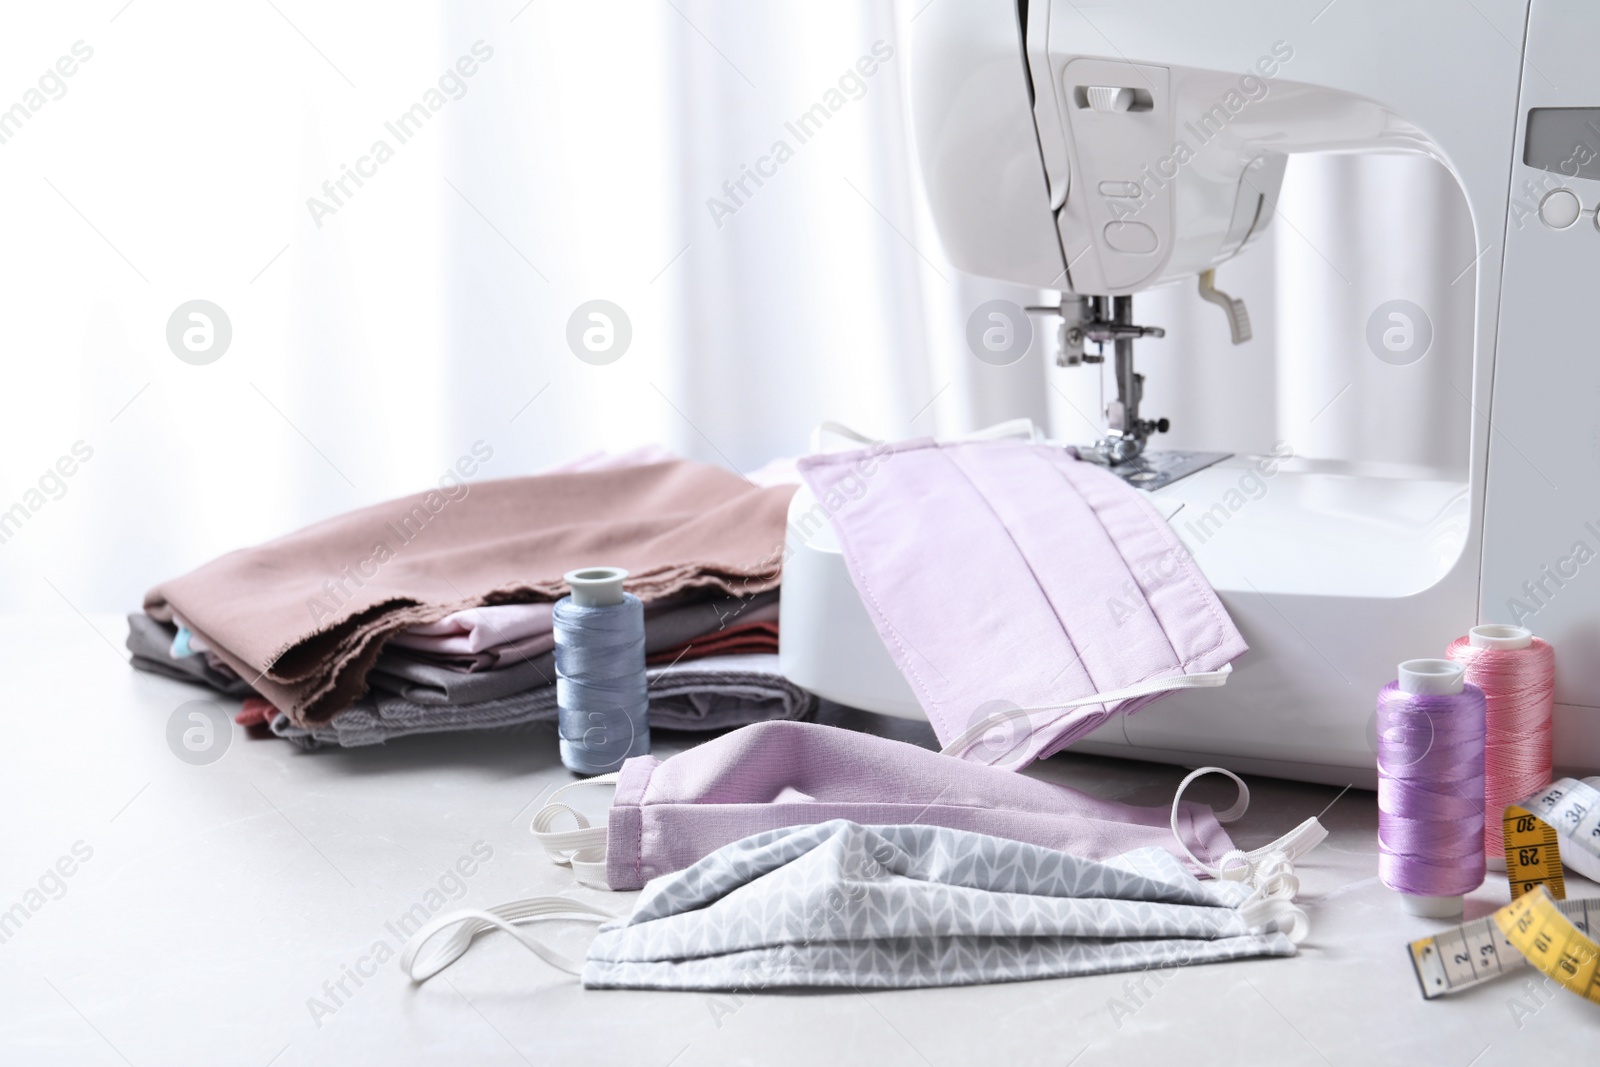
797 437 1248 767
527 721 1313 890
403 820 1309 991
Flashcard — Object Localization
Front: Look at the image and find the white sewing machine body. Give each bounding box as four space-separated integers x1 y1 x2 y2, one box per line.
780 0 1600 787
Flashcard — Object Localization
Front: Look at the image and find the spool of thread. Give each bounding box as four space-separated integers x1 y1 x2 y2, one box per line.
1445 625 1555 867
1376 658 1487 918
554 566 650 775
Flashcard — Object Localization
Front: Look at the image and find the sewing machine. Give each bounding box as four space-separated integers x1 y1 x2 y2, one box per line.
780 0 1600 787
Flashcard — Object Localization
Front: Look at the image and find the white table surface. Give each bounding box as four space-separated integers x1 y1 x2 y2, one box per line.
3 614 1597 1066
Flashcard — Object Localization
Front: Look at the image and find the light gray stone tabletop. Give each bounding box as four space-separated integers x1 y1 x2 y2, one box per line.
2 616 1595 1066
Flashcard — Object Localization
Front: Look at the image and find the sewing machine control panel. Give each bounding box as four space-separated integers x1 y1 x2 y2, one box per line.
1523 107 1600 229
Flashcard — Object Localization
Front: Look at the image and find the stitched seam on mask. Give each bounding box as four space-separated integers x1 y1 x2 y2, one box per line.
801 447 947 729
1054 453 1230 670
1123 479 1231 668
947 443 1102 698
633 756 661 887
1040 450 1184 673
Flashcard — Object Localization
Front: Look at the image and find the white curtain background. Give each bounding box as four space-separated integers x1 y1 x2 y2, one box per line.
0 0 1472 618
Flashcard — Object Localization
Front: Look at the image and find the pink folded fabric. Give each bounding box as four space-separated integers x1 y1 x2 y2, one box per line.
390 603 556 655
145 460 796 725
399 630 557 672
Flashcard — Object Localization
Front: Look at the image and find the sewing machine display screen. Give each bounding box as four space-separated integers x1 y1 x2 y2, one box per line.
1523 108 1600 179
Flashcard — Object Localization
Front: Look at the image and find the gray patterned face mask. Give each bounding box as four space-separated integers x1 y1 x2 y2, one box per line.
402 820 1309 991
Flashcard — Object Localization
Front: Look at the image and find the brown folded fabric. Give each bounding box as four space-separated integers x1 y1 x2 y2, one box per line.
646 621 781 665
145 460 796 725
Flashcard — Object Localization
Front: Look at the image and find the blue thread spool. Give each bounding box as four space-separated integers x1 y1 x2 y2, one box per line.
554 566 650 774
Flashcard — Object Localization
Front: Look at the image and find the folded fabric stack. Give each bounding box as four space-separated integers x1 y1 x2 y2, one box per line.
232 654 808 750
127 455 815 747
128 612 255 696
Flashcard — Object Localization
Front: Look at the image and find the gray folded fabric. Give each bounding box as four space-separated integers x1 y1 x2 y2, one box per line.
365 651 557 705
269 653 816 750
125 613 256 697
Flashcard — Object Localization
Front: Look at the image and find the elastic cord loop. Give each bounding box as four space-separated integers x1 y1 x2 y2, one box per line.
1216 849 1252 881
529 773 618 888
810 420 883 453
1240 897 1311 945
1170 766 1327 892
808 418 1038 454
401 898 615 983
941 668 1233 763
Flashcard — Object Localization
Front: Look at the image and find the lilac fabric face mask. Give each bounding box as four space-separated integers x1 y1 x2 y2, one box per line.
797 437 1248 768
529 721 1299 891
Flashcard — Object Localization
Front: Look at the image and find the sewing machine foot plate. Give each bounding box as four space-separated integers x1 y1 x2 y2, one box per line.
1078 449 1233 491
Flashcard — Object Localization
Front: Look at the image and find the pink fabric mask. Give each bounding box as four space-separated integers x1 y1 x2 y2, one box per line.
797 438 1248 768
531 721 1244 890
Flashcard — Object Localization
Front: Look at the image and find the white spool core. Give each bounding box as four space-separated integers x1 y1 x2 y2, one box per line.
1397 658 1465 696
565 566 628 608
1399 892 1464 919
1468 624 1533 651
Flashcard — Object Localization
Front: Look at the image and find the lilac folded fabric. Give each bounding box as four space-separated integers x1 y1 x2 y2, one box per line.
798 438 1246 767
604 720 1237 889
390 603 556 656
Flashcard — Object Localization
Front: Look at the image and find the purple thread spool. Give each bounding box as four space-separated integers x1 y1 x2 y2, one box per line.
1376 658 1487 918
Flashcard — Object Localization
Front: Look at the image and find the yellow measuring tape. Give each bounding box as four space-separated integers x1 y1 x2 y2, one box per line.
1504 803 1567 902
1407 894 1596 998
1409 777 1600 1002
1506 777 1600 891
1495 887 1600 1005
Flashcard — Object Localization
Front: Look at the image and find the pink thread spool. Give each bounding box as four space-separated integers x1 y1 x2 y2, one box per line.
1446 624 1555 868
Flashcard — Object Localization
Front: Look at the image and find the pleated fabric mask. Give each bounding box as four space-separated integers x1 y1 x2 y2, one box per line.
797 437 1249 768
524 721 1281 891
402 820 1309 991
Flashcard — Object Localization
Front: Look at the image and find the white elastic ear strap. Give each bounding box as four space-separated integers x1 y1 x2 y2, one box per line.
403 774 624 983
1240 896 1311 945
809 420 882 453
401 898 616 983
955 418 1039 442
940 667 1233 763
1169 766 1328 896
809 418 1038 454
529 773 618 889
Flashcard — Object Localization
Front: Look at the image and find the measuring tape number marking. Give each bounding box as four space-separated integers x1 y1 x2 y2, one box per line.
1507 778 1600 889
1496 887 1600 1006
1409 894 1599 999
